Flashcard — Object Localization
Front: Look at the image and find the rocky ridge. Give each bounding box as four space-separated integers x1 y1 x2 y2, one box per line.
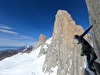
35 34 47 49
40 10 91 75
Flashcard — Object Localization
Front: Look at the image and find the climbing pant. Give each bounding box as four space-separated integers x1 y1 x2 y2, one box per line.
86 51 97 70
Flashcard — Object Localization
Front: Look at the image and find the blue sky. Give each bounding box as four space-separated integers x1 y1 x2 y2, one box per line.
0 0 89 46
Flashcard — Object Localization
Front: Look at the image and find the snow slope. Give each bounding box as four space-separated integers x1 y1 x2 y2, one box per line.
0 38 57 75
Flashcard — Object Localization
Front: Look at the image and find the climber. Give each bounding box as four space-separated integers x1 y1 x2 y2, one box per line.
74 25 97 72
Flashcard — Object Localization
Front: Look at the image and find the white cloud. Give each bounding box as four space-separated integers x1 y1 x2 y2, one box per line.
19 35 33 39
0 38 37 46
14 35 34 40
0 24 12 30
0 28 18 35
0 24 37 46
0 24 33 39
0 24 18 35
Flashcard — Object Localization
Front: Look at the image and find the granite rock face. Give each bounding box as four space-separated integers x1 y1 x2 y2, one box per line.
43 10 90 75
35 34 46 49
86 0 100 74
86 0 100 64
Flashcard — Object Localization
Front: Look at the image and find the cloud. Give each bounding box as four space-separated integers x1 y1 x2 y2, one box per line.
0 38 37 46
0 28 18 35
0 24 12 30
0 24 18 35
0 24 37 46
14 35 34 40
0 24 33 39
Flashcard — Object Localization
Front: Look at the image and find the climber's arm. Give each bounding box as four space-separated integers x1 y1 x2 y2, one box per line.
80 25 93 38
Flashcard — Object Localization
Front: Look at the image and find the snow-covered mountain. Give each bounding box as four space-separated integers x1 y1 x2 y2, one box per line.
0 38 55 75
19 45 34 53
0 45 34 61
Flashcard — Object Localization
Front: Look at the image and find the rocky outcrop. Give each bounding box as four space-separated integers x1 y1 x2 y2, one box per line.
43 10 90 75
86 0 100 64
35 34 47 49
38 38 52 57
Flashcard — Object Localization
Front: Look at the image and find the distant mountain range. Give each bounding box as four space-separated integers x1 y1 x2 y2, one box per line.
0 45 34 61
